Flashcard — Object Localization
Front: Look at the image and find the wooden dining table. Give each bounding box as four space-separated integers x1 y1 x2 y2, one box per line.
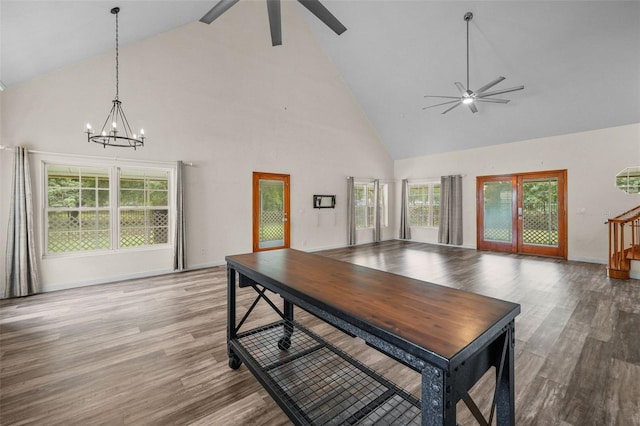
225 248 521 425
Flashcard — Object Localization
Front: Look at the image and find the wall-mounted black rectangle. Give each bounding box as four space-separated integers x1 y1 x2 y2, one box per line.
313 195 336 209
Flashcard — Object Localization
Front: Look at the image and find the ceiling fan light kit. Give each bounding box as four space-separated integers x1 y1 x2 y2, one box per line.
424 12 524 114
199 0 346 46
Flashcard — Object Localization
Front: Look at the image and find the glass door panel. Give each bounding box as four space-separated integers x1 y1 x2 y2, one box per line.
483 180 514 243
521 178 559 247
253 172 290 252
258 179 285 249
477 176 517 252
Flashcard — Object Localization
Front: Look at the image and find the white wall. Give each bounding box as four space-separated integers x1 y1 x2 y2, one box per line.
395 123 640 263
0 2 394 292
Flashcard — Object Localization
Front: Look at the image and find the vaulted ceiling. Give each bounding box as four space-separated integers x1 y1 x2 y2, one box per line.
2 1 639 159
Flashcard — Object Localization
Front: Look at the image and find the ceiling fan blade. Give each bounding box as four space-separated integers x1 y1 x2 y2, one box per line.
441 101 462 114
200 0 240 24
422 100 461 110
266 0 282 46
475 98 510 104
477 85 524 98
468 102 478 113
454 82 467 96
475 76 505 95
297 0 347 35
423 95 462 99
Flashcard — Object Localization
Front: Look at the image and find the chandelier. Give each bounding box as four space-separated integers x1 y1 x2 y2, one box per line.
85 7 145 149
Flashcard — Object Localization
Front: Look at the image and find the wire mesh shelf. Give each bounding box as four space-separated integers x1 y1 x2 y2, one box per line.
231 320 421 425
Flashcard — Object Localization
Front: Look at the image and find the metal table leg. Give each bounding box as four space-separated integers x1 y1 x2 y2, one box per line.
495 321 516 426
279 299 295 350
227 267 243 369
421 364 456 425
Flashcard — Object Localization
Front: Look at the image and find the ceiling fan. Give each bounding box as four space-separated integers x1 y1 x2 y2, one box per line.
423 12 524 114
199 0 346 46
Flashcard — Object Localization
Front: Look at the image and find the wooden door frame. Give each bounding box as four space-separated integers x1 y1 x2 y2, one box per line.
517 170 567 258
477 170 567 259
252 172 290 252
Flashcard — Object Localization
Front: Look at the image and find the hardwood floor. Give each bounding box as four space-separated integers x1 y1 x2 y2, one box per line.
1 240 639 425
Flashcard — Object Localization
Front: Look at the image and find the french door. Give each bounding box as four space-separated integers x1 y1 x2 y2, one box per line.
252 172 290 252
477 170 567 258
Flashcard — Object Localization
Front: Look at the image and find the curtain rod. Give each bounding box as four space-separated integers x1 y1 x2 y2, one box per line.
0 145 194 166
349 176 395 183
405 174 467 181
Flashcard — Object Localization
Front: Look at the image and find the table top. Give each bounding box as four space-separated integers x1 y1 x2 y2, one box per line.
226 249 520 366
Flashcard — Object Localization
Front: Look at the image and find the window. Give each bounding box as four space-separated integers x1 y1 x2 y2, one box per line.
45 163 172 255
408 183 440 227
354 182 388 229
119 169 169 247
47 166 111 253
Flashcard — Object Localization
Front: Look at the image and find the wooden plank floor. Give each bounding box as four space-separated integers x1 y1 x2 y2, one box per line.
1 240 639 425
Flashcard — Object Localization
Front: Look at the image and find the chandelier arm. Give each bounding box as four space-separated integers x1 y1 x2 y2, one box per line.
116 103 134 137
98 101 118 135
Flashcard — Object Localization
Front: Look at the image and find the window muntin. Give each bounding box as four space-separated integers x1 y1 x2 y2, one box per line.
408 183 440 228
45 164 172 255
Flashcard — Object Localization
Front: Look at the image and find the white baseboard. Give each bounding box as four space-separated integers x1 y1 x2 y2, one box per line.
568 256 607 265
42 268 176 293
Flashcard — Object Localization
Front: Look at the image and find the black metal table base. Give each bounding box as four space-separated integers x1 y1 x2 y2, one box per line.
229 320 422 425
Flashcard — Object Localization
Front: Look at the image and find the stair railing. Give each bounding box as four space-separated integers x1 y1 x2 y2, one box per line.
608 205 640 279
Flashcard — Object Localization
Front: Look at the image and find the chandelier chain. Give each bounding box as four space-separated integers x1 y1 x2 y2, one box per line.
115 9 119 101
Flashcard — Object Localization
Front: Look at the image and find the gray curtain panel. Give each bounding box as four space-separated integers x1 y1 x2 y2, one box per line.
373 179 381 242
173 160 186 271
438 175 463 245
347 177 356 246
4 147 40 298
399 179 411 239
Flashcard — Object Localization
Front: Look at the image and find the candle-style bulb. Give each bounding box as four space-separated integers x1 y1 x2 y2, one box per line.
140 128 145 135
112 121 117 128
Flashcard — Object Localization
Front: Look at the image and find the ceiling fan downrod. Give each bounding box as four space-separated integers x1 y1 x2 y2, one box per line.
465 12 472 90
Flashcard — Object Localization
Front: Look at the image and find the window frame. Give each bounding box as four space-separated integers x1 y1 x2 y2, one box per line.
118 168 171 249
354 181 388 230
45 165 113 254
408 182 441 228
43 159 175 258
